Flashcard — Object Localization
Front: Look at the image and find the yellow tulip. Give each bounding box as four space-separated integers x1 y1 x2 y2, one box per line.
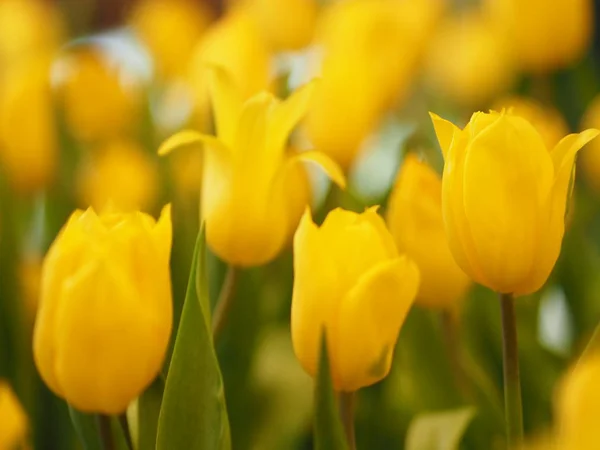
386 155 470 309
555 355 600 450
57 48 141 143
306 0 442 169
76 140 159 212
0 381 28 449
130 0 213 79
485 0 593 73
291 207 419 391
241 0 318 51
579 96 600 194
493 96 568 150
424 10 515 107
33 206 173 414
19 255 43 320
431 110 599 295
188 9 271 127
0 59 57 193
160 68 344 266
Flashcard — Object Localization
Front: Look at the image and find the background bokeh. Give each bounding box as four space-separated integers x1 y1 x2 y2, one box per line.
3 0 600 448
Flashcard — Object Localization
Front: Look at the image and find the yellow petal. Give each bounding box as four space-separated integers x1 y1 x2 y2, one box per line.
278 150 346 190
334 256 419 391
429 112 461 159
462 114 554 293
206 65 244 146
151 204 172 262
157 129 229 157
551 128 600 175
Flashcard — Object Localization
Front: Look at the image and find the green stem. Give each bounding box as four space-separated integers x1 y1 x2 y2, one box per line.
96 415 115 450
498 293 524 448
339 391 356 450
212 266 239 341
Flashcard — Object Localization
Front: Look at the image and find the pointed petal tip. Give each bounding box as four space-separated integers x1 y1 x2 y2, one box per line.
157 130 204 156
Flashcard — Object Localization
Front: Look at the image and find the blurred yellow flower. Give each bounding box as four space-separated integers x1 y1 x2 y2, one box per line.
386 155 470 309
485 0 593 73
130 0 213 79
159 68 344 267
241 0 318 51
0 0 65 70
555 354 600 450
291 207 419 391
431 110 598 295
76 140 159 212
0 59 57 193
579 96 600 193
0 381 28 449
33 206 173 414
493 96 568 150
58 48 142 143
19 255 43 321
168 146 205 200
306 0 442 169
188 9 271 126
424 10 514 107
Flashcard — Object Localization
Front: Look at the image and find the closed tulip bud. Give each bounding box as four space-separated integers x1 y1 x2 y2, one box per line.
431 111 599 295
33 206 173 414
57 48 142 143
160 68 344 267
555 355 600 450
579 96 600 194
0 59 57 193
386 155 471 309
76 140 159 212
291 207 419 391
0 381 28 449
485 0 593 73
130 0 213 80
424 10 515 107
306 0 441 169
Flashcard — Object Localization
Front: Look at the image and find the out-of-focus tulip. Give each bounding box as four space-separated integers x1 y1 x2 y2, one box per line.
57 48 141 143
291 207 419 391
0 0 65 70
493 96 568 150
159 68 344 267
579 96 600 193
168 146 204 200
76 140 159 212
386 155 470 309
0 381 28 449
431 110 598 295
20 255 43 320
33 206 173 414
424 10 514 107
485 0 593 73
242 0 318 51
0 60 57 193
188 9 271 126
555 355 600 450
306 0 442 169
130 0 213 79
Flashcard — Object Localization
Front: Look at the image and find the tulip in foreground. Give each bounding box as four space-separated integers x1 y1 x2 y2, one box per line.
159 67 345 267
430 110 599 296
291 207 419 392
33 206 173 414
386 155 471 309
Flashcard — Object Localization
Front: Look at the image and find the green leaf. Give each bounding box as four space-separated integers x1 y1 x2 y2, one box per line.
68 407 130 450
128 377 164 450
405 407 476 450
314 333 349 450
156 228 231 450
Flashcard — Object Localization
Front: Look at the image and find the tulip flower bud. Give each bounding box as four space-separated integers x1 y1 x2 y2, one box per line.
386 155 471 309
485 0 593 73
76 140 159 212
33 206 173 414
160 68 345 267
291 207 420 391
430 110 599 296
130 0 213 80
555 355 600 450
0 381 28 449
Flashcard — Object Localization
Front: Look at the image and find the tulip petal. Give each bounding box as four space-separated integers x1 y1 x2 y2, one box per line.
206 65 244 146
157 130 229 157
551 129 600 176
335 256 419 391
429 112 461 159
152 204 173 263
462 114 554 293
278 150 346 189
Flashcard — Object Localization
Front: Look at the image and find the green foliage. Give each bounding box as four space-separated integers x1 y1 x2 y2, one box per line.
405 407 476 450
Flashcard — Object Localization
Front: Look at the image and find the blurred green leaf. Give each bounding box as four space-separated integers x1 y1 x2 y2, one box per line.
405 407 476 450
314 333 348 450
68 407 129 450
156 228 231 450
130 377 164 450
